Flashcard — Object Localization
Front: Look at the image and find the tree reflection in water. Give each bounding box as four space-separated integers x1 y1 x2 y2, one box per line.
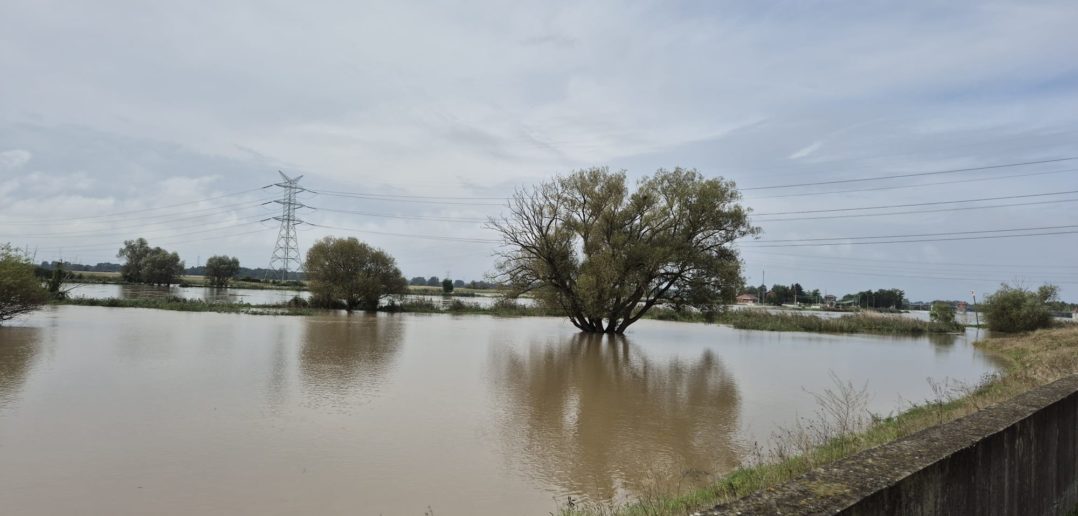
300 314 404 408
0 326 41 409
491 332 742 504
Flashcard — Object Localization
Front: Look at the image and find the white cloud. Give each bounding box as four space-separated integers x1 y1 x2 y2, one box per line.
2 1 1078 298
0 149 31 170
788 142 822 160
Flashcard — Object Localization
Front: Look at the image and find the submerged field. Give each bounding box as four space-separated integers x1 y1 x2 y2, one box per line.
0 305 1000 515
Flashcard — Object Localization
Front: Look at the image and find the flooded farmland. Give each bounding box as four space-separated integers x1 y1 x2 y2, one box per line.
0 306 1000 515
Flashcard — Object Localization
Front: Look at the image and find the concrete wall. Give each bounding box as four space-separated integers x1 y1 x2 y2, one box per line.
702 374 1078 516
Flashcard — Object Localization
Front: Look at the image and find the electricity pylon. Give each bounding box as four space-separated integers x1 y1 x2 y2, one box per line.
268 171 306 281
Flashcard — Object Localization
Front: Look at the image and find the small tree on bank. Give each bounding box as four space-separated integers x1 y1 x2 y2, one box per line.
442 278 454 294
0 244 48 323
982 283 1057 333
204 255 240 287
305 236 408 311
488 167 757 334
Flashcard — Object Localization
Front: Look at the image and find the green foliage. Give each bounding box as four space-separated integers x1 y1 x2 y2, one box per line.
43 263 74 299
441 278 454 293
304 236 408 311
846 288 906 309
767 284 793 305
204 255 240 287
929 302 956 324
142 248 184 286
117 238 185 286
59 296 312 316
983 283 1056 333
720 310 962 335
0 244 48 322
489 166 757 333
117 238 151 282
426 276 440 287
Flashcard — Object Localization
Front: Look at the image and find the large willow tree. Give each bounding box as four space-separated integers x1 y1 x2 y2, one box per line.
490 167 757 334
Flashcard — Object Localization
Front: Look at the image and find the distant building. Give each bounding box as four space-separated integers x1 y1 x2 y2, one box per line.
736 293 757 305
957 301 968 313
823 294 837 308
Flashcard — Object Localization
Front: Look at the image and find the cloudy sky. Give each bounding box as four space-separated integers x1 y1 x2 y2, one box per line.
2 0 1078 301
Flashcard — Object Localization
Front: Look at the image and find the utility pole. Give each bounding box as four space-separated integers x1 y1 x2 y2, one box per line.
760 269 765 304
268 171 306 282
971 290 979 326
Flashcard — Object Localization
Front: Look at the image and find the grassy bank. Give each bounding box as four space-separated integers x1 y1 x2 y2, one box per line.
560 325 1078 515
718 310 964 335
386 297 563 317
56 297 315 316
647 307 964 335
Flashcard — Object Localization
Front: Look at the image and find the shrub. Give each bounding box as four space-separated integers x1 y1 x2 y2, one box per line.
0 245 48 322
982 284 1055 333
929 302 956 324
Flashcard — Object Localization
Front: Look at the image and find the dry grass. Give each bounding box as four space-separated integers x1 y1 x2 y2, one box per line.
559 325 1078 516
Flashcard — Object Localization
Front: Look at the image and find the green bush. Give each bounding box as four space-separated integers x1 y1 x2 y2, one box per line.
982 284 1055 333
0 245 48 322
929 302 956 324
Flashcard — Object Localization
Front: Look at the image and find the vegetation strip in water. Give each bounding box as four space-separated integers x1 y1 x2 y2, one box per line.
56 296 966 336
559 325 1078 516
56 297 315 316
716 310 964 335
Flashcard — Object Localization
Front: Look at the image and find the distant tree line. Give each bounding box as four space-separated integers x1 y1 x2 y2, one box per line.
38 260 122 273
841 288 906 309
743 283 823 306
407 276 498 290
39 259 304 282
742 284 907 309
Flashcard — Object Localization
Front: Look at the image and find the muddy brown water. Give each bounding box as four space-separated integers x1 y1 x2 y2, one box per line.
0 306 1000 515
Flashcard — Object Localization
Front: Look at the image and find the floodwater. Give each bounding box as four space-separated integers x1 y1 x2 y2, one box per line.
0 306 1001 515
68 283 527 308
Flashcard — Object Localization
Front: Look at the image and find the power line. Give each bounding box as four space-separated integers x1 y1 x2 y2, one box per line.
313 191 505 206
310 188 507 200
740 156 1078 191
0 187 268 224
752 197 1078 222
310 206 487 223
745 167 1078 200
740 229 1078 248
747 224 1078 243
0 198 275 226
304 222 499 244
2 203 272 238
28 221 271 253
753 190 1078 216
